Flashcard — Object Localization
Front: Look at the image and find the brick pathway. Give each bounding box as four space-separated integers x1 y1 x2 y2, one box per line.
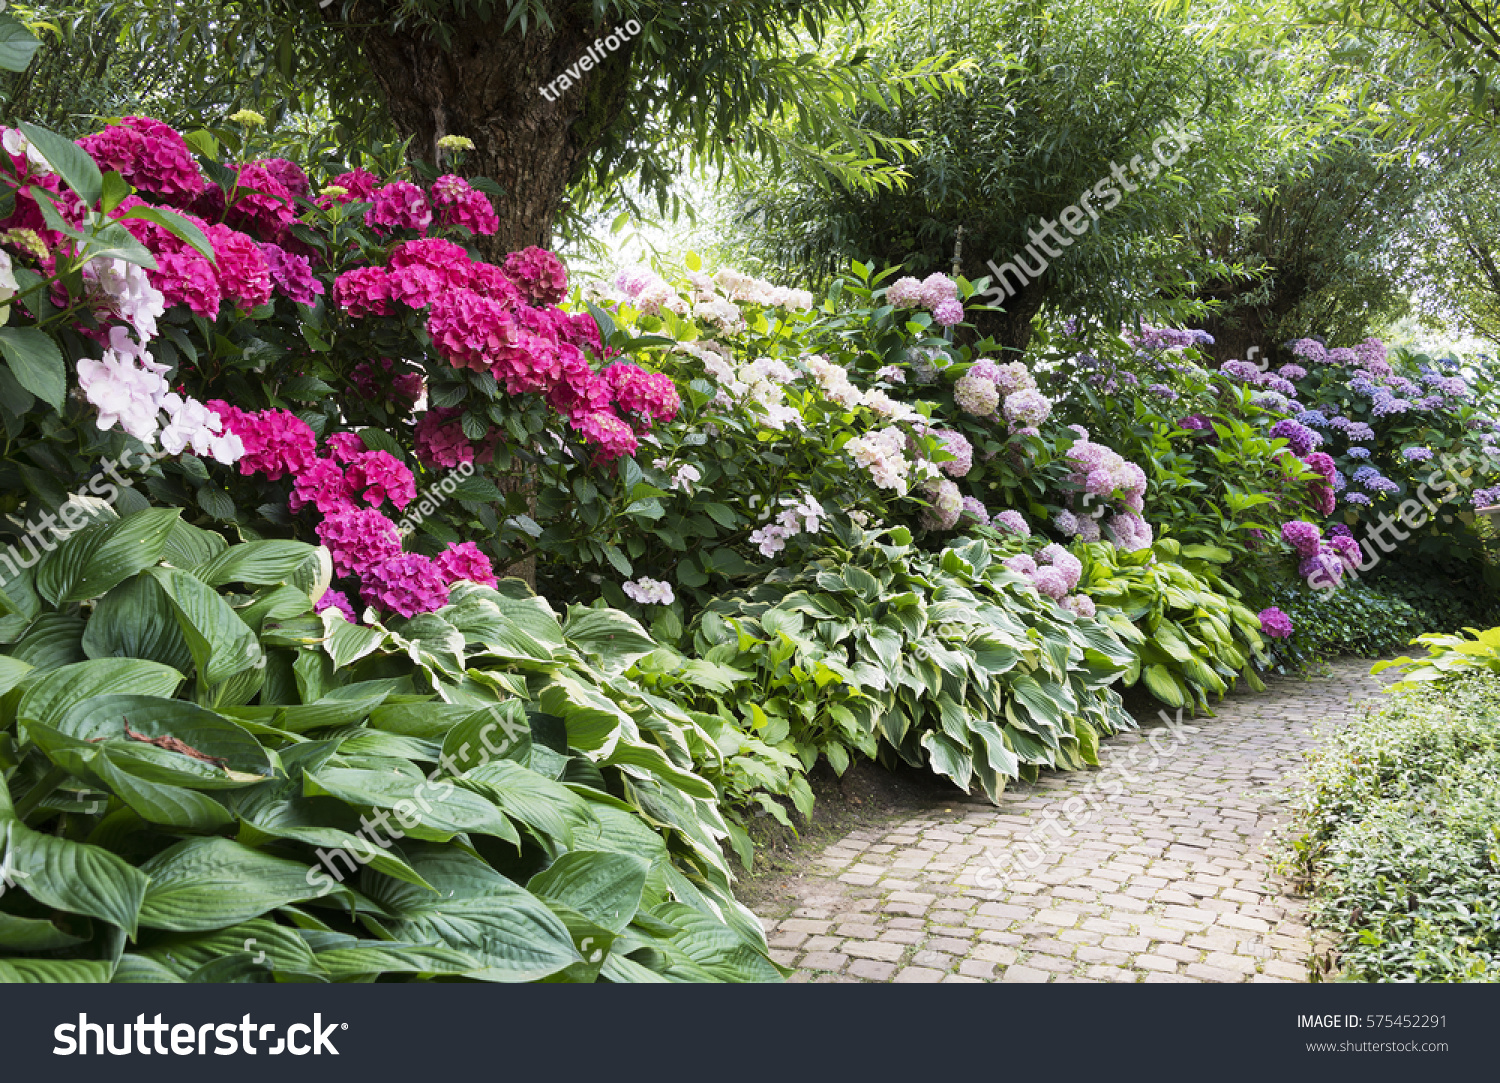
757 658 1388 983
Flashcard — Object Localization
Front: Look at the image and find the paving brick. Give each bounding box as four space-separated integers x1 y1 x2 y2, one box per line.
756 658 1388 986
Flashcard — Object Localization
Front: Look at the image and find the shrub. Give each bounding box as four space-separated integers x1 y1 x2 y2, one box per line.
1283 673 1500 982
0 508 777 982
1262 580 1428 672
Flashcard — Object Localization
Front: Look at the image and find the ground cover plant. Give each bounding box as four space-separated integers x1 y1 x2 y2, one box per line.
1284 670 1500 982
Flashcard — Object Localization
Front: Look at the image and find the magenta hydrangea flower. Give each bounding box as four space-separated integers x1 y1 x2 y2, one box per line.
1257 606 1293 638
325 432 368 464
366 181 433 232
387 263 447 310
345 450 416 510
435 541 499 587
1280 519 1321 558
289 457 352 515
315 506 402 579
79 116 206 202
1269 419 1319 456
205 224 272 310
321 168 381 205
210 403 316 481
149 248 221 316
430 174 499 235
360 553 450 618
502 246 568 305
414 406 477 469
316 589 357 623
228 160 298 239
334 266 392 317
248 157 310 200
389 238 474 288
607 365 680 425
427 287 521 373
571 410 639 461
257 242 324 306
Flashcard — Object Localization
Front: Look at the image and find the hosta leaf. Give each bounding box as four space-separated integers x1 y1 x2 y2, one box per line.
3 820 148 936
563 606 658 672
194 540 321 589
0 957 112 983
138 838 334 932
36 508 180 604
527 851 649 934
80 573 193 672
303 767 518 844
150 567 263 686
17 658 183 730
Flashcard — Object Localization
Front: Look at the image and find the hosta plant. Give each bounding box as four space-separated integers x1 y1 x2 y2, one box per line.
677 524 1138 813
1075 537 1270 713
0 506 778 982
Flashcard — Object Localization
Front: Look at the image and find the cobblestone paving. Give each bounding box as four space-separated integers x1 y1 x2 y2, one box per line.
758 659 1389 983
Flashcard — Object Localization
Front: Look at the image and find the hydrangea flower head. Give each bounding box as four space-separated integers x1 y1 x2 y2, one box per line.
1257 607 1293 638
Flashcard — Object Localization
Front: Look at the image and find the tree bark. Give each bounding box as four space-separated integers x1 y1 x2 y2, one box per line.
347 1 634 257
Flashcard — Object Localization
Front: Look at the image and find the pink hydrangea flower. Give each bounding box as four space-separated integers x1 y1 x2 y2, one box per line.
366 181 432 232
149 249 221 316
606 364 680 425
435 541 498 587
325 432 368 463
1032 567 1070 599
431 174 499 235
546 352 612 417
1003 553 1037 577
427 287 520 372
465 262 526 307
79 116 206 202
320 168 381 205
414 406 476 469
1280 519 1321 558
502 246 568 305
334 266 392 317
316 505 402 578
229 161 298 239
387 263 447 309
571 410 639 461
345 450 416 510
1061 594 1096 619
932 298 965 327
316 589 358 623
248 157 310 200
205 224 272 310
1257 606 1293 638
210 402 317 481
886 276 923 307
360 553 450 618
389 238 473 287
289 457 353 515
918 272 958 310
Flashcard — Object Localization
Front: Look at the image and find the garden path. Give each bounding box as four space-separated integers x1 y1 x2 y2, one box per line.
756 658 1388 983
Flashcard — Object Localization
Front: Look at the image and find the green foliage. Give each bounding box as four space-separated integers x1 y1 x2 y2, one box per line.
1364 566 1500 637
0 510 778 982
1372 626 1500 690
1283 673 1500 982
1077 537 1270 712
1265 581 1427 672
678 525 1137 813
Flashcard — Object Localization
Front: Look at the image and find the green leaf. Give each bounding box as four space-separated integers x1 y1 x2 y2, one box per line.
0 958 112 983
563 606 658 672
2 820 148 936
193 540 318 589
36 508 180 604
19 121 102 206
0 911 89 952
527 851 649 934
117 204 215 260
150 567 263 685
0 326 65 410
80 572 192 672
50 694 273 785
17 658 183 730
302 767 517 844
138 837 334 932
0 14 42 73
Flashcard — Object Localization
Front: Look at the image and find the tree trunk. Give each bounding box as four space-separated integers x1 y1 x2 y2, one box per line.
963 269 1046 356
347 1 634 257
